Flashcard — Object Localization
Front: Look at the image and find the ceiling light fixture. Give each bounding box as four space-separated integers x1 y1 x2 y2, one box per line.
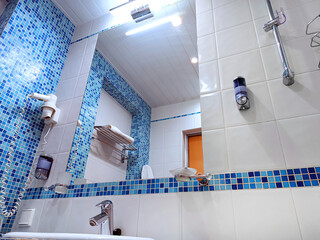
125 15 182 36
191 57 198 64
171 16 182 26
109 0 181 19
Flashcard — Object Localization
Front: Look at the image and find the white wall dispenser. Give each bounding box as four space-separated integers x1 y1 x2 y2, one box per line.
18 209 35 227
28 93 60 124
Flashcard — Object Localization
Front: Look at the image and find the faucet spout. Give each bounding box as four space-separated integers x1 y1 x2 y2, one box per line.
89 200 114 235
89 212 108 226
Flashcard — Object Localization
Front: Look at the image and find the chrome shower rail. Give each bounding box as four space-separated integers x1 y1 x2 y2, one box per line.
264 0 294 86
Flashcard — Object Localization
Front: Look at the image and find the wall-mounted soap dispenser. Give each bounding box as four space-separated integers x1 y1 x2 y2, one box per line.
233 76 250 110
35 154 53 180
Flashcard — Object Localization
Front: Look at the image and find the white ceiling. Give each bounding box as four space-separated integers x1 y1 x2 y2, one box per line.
52 0 127 26
53 0 199 108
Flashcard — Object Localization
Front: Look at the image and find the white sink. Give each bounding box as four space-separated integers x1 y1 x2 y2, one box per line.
3 232 154 240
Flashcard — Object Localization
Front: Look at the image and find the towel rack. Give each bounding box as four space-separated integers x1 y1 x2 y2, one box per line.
306 14 320 68
92 126 137 163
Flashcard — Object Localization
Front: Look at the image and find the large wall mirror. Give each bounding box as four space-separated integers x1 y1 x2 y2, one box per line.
67 0 201 183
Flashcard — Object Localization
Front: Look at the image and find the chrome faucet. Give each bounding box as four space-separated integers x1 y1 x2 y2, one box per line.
89 200 114 235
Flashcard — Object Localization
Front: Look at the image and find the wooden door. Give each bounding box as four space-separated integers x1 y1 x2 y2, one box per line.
188 135 204 174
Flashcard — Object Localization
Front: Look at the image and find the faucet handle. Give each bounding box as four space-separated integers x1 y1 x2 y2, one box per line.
96 200 112 208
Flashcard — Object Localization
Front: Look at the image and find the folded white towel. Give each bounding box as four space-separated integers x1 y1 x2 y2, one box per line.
141 165 154 179
105 124 134 144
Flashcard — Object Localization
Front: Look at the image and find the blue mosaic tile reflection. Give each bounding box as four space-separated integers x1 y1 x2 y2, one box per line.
151 112 200 123
24 166 320 201
0 0 74 233
67 50 151 180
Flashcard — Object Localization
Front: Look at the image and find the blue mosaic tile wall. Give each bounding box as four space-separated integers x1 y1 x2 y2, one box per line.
66 50 104 179
0 0 74 233
24 166 320 200
67 50 151 180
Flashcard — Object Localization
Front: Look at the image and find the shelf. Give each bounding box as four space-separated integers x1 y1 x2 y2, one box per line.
92 126 137 163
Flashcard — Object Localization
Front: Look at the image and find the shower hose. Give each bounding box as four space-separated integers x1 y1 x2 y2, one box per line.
0 95 42 218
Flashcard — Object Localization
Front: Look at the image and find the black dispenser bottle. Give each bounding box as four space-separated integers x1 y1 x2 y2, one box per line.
233 76 250 110
35 154 53 180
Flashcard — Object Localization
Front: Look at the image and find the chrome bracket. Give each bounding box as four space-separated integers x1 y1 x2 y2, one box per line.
263 7 286 32
263 18 279 32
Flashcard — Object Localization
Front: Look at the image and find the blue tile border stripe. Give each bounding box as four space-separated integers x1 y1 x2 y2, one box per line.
151 112 201 123
23 166 320 200
70 25 120 44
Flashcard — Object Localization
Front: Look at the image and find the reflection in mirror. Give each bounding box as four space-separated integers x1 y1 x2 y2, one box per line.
0 0 7 15
0 0 18 37
67 0 201 182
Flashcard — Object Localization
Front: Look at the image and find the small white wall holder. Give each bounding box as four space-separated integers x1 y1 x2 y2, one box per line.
28 93 60 124
18 209 35 227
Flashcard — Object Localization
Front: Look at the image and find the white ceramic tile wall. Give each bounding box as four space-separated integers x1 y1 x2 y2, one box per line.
181 191 236 240
199 60 220 94
30 27 98 188
232 189 302 240
138 194 181 239
15 188 320 239
198 0 320 174
198 33 217 63
214 0 252 32
149 99 201 178
200 92 224 131
37 198 74 233
219 49 266 89
202 129 229 173
292 188 320 240
195 0 320 239
226 121 286 171
277 114 320 168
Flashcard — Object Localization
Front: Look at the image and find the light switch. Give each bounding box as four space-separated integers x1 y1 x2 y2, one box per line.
18 209 35 227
